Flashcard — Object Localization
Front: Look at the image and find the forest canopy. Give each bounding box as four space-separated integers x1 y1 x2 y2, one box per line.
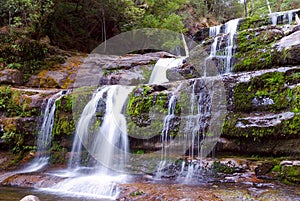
0 0 299 52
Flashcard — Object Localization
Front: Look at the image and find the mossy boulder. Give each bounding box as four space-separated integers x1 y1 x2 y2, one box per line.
0 86 40 117
280 161 300 184
0 117 37 153
234 29 300 72
232 70 300 113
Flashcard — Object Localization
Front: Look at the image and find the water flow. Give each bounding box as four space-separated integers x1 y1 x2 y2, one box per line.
270 10 298 26
224 19 239 73
23 91 67 172
149 57 185 84
181 79 211 181
68 86 110 170
48 85 133 199
0 91 67 182
207 19 239 74
156 84 182 177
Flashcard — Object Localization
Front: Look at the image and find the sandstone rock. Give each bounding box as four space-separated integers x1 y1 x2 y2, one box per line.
0 69 23 85
26 71 68 88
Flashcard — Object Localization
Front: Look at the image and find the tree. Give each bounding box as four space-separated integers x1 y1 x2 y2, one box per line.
0 0 54 38
244 0 300 17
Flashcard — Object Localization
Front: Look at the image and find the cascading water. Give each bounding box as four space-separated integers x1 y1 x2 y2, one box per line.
180 79 211 181
45 85 133 199
156 84 183 178
149 57 185 84
23 91 68 172
0 91 67 182
206 18 240 74
270 9 298 26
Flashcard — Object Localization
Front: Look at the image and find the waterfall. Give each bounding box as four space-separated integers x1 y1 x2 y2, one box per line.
46 85 133 199
0 91 67 182
154 79 212 181
207 19 240 74
270 10 299 26
209 25 221 37
181 79 211 181
156 84 182 177
68 86 110 170
22 91 68 172
149 57 185 84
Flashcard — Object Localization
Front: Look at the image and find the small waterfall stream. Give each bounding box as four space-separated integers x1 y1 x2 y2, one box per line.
270 10 295 26
46 85 133 199
23 91 68 172
149 57 185 84
0 91 67 182
207 18 240 74
156 84 183 178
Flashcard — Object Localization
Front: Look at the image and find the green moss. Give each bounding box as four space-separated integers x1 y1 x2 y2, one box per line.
126 85 169 127
272 164 281 172
53 95 75 136
125 85 182 139
281 165 300 184
238 16 269 31
223 112 300 139
49 141 67 164
0 86 39 117
234 28 284 72
232 71 300 113
212 161 236 175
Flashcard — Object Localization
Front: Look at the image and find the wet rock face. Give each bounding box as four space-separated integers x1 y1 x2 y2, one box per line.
0 69 23 85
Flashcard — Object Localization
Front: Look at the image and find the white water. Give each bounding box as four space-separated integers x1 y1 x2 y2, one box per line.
0 91 67 182
47 85 133 199
149 57 185 84
224 19 240 73
209 25 221 37
181 80 211 181
270 9 299 26
156 84 183 177
23 91 68 172
207 19 240 74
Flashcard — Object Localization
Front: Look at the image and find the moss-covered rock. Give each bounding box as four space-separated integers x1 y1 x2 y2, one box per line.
234 27 284 72
232 70 300 113
0 117 37 153
234 28 300 72
0 86 40 117
281 161 300 184
53 94 75 137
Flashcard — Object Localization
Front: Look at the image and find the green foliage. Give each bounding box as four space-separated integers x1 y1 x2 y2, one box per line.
245 0 300 17
0 0 54 36
136 0 188 32
1 130 23 153
0 86 38 117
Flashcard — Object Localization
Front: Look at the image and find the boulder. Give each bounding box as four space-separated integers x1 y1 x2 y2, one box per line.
0 69 23 85
20 195 40 201
26 71 68 88
275 30 300 64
